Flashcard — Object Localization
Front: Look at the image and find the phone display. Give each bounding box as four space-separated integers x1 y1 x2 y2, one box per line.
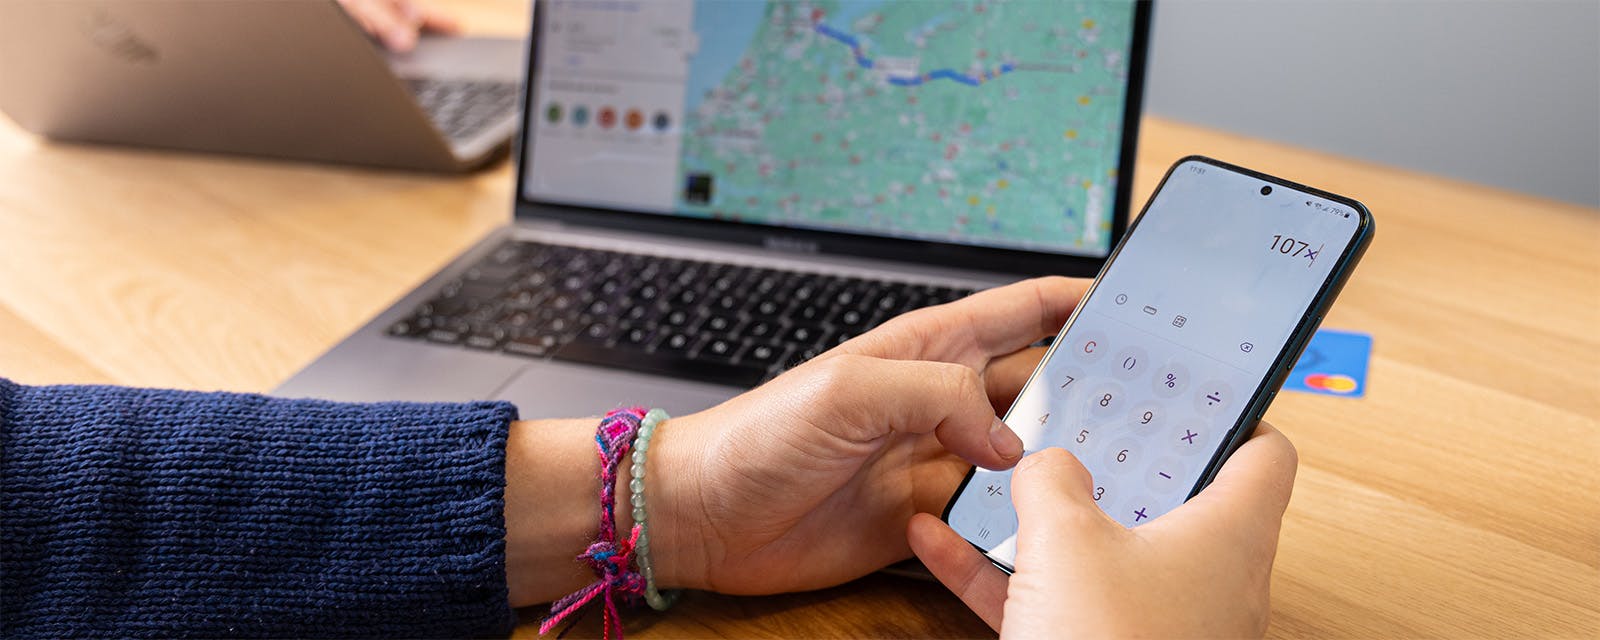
944 157 1373 571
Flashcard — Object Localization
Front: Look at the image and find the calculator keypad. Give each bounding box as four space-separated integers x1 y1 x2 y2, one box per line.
952 307 1255 542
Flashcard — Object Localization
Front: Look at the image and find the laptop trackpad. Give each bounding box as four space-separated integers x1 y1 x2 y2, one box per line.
493 362 739 420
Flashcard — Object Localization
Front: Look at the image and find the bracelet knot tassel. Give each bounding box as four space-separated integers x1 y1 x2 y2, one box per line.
539 407 649 639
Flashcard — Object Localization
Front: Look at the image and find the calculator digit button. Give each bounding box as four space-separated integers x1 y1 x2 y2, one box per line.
1091 485 1119 515
1112 346 1148 380
1055 365 1087 394
1070 330 1108 364
1129 400 1163 431
1152 361 1190 398
1087 382 1124 419
1194 380 1235 416
1105 437 1141 470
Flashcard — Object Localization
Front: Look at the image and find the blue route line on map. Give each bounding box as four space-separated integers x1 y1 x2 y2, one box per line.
813 21 1014 88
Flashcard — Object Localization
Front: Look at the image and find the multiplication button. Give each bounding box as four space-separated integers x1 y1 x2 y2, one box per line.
1171 421 1210 456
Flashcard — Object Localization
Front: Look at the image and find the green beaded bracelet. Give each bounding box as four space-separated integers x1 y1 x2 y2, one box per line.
630 408 681 611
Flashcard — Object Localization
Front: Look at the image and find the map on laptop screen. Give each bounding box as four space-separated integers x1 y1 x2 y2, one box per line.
524 0 1139 258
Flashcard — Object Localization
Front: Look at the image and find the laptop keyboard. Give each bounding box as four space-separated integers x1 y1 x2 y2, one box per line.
405 77 519 145
384 240 976 387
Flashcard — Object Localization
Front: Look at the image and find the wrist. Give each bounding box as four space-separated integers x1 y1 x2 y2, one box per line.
616 410 714 592
503 418 599 608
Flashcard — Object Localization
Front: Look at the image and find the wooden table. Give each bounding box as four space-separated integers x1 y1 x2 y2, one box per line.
1 1 1595 637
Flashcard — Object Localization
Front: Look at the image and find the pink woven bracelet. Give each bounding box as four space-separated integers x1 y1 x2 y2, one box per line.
540 407 649 639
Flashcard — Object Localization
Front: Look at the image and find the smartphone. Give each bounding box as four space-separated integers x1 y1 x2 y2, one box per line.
943 156 1374 572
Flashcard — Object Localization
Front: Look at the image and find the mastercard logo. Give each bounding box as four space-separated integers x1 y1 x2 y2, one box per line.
1303 373 1359 394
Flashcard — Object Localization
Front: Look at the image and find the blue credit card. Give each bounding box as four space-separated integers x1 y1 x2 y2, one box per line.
1282 329 1372 398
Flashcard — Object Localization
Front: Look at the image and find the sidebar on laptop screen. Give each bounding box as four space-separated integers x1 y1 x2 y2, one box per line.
524 0 1140 258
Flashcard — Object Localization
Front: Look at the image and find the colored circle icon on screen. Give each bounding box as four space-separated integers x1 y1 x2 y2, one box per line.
571 105 590 127
598 106 617 129
625 109 644 130
1303 373 1359 394
653 111 671 132
544 103 562 124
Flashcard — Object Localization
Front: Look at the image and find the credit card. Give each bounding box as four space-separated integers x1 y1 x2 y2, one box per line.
1282 329 1372 398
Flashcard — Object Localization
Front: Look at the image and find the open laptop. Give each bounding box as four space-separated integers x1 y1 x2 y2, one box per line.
276 0 1153 418
0 0 522 172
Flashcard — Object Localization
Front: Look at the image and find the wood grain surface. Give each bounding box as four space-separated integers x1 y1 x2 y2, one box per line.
0 1 1594 637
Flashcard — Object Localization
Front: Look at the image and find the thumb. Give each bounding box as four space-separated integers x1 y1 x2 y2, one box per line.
1011 448 1117 545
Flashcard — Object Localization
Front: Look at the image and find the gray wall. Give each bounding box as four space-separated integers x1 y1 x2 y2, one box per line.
1143 0 1600 207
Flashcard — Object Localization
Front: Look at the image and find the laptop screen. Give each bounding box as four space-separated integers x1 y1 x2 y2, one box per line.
522 0 1146 260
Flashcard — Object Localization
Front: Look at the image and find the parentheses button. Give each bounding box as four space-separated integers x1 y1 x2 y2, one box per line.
1112 345 1148 380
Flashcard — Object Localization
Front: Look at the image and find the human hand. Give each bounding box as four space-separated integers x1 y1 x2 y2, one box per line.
643 277 1089 595
907 424 1298 638
336 0 460 52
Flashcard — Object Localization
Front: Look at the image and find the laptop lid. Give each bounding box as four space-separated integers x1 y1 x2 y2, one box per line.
513 0 1152 277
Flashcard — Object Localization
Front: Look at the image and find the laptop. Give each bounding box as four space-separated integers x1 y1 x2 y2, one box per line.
0 0 522 172
276 0 1153 418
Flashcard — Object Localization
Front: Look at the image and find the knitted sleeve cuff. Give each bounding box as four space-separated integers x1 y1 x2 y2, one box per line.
1 378 520 638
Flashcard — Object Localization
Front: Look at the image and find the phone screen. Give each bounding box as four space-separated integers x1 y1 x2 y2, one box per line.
946 158 1369 569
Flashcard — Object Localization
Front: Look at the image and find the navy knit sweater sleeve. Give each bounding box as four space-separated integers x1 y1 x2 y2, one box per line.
0 378 522 638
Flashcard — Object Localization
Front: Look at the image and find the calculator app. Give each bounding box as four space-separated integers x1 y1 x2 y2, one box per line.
948 159 1362 567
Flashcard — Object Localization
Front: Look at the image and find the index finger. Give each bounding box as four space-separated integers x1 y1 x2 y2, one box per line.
843 277 1088 366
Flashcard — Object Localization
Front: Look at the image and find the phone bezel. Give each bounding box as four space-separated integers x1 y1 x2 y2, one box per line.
940 155 1376 574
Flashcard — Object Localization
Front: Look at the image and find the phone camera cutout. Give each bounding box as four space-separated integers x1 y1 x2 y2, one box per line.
1259 185 1273 196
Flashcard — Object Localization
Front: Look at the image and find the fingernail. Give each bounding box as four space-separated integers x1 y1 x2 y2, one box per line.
989 418 1024 461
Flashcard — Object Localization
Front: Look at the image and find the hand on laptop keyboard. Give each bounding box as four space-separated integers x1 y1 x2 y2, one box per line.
338 0 460 52
533 277 1090 597
386 240 979 387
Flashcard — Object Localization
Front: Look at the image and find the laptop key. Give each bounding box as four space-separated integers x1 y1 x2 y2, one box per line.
751 299 784 317
792 303 827 323
743 319 779 340
742 343 787 368
656 331 696 355
703 313 740 335
464 328 506 350
698 338 740 363
618 325 654 346
426 328 464 344
834 308 870 329
387 319 420 336
782 323 832 347
505 332 561 358
663 308 694 328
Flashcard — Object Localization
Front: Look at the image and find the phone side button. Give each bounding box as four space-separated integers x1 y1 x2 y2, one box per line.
1257 390 1278 420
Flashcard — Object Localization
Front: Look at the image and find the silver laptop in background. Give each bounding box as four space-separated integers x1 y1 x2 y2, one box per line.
0 0 523 172
276 0 1153 418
